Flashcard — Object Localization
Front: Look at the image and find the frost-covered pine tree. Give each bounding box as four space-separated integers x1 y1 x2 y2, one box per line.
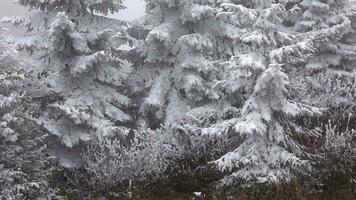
0 28 24 151
291 0 356 118
9 0 135 147
291 1 356 182
0 27 60 199
198 0 355 184
133 0 350 184
295 0 353 71
129 0 223 129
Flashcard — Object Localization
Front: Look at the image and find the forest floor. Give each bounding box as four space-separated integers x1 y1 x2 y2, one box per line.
91 170 356 200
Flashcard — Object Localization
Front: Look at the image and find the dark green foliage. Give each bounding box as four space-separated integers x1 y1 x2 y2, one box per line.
320 170 356 200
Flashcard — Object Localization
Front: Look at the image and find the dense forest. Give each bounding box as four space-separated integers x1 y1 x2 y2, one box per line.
0 0 355 199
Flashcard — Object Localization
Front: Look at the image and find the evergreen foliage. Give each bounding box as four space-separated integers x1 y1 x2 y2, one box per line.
9 0 135 147
1 0 355 197
0 27 60 199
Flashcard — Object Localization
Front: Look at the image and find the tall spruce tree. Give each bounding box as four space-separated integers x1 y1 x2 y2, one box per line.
0 27 60 199
8 0 134 147
129 0 222 129
201 0 354 183
131 0 355 183
291 0 356 182
292 0 356 118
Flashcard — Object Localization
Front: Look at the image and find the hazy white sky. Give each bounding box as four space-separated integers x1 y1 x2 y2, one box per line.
110 0 146 21
0 1 28 18
0 0 146 21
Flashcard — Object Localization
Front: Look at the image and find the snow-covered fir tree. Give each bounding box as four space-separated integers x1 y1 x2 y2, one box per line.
292 0 356 117
9 0 135 147
296 0 353 70
129 0 222 129
203 0 355 183
0 28 24 147
0 27 60 199
291 1 356 183
129 0 356 184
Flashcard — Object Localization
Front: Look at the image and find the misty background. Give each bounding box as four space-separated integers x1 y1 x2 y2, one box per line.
0 0 146 21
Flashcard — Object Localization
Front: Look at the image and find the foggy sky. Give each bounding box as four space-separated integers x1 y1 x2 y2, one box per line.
110 0 146 21
0 0 145 21
0 1 28 18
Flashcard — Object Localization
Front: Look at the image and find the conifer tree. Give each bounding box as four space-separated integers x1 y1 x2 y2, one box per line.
291 0 356 180
0 27 60 199
9 0 134 147
292 0 356 117
131 0 355 183
131 0 226 128
202 0 354 183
